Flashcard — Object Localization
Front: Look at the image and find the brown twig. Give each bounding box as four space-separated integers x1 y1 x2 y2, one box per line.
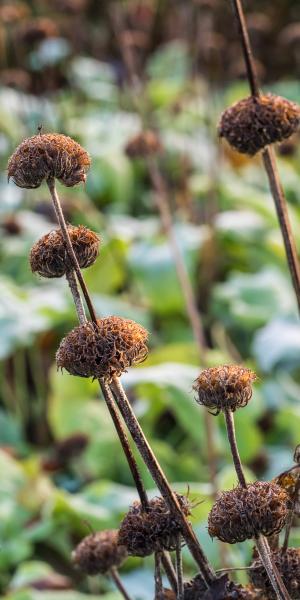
255 535 290 600
175 536 184 600
110 566 132 600
224 409 247 488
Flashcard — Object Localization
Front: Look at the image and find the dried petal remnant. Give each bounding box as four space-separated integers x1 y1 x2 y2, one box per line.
125 130 162 158
30 225 100 278
118 495 190 557
8 133 90 188
193 365 256 414
219 94 300 155
56 316 148 380
72 529 127 576
208 481 289 544
250 547 300 599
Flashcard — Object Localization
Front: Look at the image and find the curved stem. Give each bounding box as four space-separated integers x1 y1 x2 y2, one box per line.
110 567 132 600
224 409 247 488
66 271 86 325
255 535 291 600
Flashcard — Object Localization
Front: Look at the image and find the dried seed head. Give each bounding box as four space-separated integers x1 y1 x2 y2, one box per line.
56 316 148 381
7 133 91 188
118 495 190 557
125 130 162 159
219 94 300 156
184 574 261 599
193 365 256 414
30 225 100 278
250 548 300 599
72 529 127 576
208 481 289 544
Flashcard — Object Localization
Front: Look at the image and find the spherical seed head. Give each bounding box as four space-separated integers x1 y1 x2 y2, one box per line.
208 481 289 544
56 316 148 381
193 365 256 414
250 548 300 599
118 495 190 557
72 529 127 576
125 130 162 159
7 133 91 189
30 225 100 278
219 94 300 156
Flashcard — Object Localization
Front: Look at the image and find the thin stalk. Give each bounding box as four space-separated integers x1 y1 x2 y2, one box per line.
175 536 184 600
224 409 247 488
66 271 86 325
255 535 291 600
154 552 163 599
282 475 300 551
161 552 178 594
230 0 259 97
110 566 132 600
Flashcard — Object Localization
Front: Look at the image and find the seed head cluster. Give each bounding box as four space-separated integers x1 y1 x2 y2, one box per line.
125 130 162 159
118 495 190 557
56 316 148 380
208 481 289 543
7 133 91 188
250 548 300 599
193 365 256 414
30 225 100 278
72 529 127 576
219 94 300 155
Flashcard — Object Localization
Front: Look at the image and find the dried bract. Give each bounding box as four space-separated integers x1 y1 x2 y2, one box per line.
72 529 127 576
56 316 148 380
118 495 190 557
8 133 90 188
208 481 289 543
125 130 162 158
250 548 300 599
193 365 256 414
219 94 300 155
30 225 100 278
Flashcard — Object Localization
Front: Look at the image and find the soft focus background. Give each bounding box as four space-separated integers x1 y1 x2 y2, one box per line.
1 0 300 598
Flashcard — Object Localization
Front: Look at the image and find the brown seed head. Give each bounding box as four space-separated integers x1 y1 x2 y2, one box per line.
8 133 91 189
250 548 300 599
184 575 261 600
208 481 289 544
56 316 148 381
30 225 100 278
125 130 162 159
118 495 190 557
193 365 256 414
72 529 127 576
219 94 300 156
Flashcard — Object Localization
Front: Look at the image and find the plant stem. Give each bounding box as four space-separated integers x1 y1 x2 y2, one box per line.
230 0 259 97
282 475 300 552
161 552 178 594
255 535 291 600
175 536 184 600
154 552 163 599
110 566 132 600
110 375 215 586
66 271 86 325
224 409 247 488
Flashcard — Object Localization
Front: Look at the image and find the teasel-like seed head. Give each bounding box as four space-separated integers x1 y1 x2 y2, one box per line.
219 94 300 156
184 574 261 599
250 547 300 599
7 133 90 188
125 130 162 159
118 495 190 557
208 481 289 544
30 225 100 278
56 316 148 381
193 365 256 415
72 529 127 576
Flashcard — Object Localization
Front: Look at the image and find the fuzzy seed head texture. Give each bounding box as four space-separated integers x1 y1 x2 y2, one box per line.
125 130 162 158
7 133 90 188
56 316 148 381
30 225 100 278
208 481 289 544
72 529 127 576
250 548 300 599
184 575 262 600
118 495 190 557
193 365 256 414
218 94 300 156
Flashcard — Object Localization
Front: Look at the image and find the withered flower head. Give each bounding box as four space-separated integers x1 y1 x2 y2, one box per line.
193 365 256 414
118 495 190 557
56 316 148 380
250 548 300 599
30 225 100 278
125 130 162 159
208 481 289 544
184 574 261 599
218 94 300 156
72 529 127 576
8 133 91 189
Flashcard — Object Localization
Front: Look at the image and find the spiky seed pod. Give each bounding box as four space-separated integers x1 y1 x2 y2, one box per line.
208 481 289 544
72 529 127 576
193 365 256 415
56 316 148 381
7 133 90 189
219 94 300 156
118 495 190 557
125 130 162 159
250 548 300 599
29 225 100 278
